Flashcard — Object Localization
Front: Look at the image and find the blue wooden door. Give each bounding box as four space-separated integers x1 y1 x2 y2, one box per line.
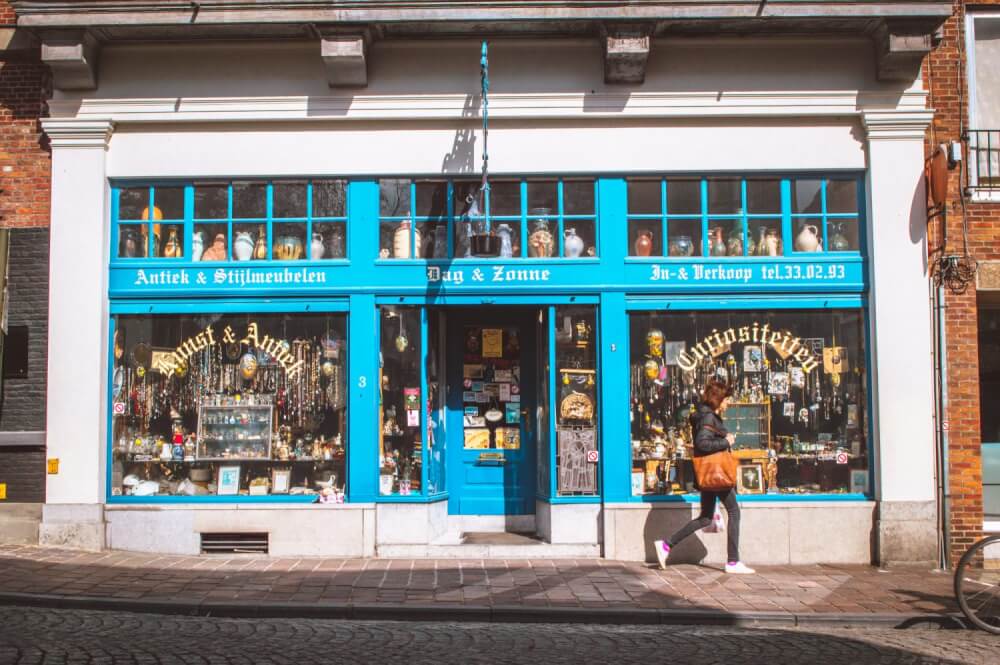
446 308 537 515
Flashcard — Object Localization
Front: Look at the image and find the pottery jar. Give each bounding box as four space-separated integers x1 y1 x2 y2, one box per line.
633 231 654 257
252 225 268 260
311 233 326 260
668 235 694 257
528 217 554 258
234 231 255 261
765 228 782 256
201 233 227 261
273 234 304 260
794 223 822 252
161 227 182 258
564 227 585 258
393 220 422 258
190 230 204 262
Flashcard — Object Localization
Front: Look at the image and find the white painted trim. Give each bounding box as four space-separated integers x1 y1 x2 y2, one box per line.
984 520 1000 533
40 119 114 148
862 110 935 140
48 90 930 125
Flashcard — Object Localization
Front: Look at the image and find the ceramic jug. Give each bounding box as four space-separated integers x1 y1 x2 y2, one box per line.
190 230 204 262
794 224 822 252
634 231 654 257
564 227 585 258
201 233 227 261
252 225 268 260
234 231 255 261
495 223 514 258
710 226 727 256
311 233 326 260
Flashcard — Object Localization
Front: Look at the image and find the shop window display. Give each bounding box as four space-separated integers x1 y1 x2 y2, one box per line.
377 177 597 259
110 313 347 500
114 181 348 263
627 177 861 257
555 306 599 496
629 310 868 496
379 307 425 495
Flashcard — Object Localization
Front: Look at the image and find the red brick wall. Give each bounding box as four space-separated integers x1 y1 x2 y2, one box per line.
924 1 995 565
0 0 50 229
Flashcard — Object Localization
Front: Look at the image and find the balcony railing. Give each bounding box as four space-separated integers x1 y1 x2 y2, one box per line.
966 130 1000 191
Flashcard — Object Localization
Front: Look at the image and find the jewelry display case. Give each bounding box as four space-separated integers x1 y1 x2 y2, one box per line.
196 404 273 460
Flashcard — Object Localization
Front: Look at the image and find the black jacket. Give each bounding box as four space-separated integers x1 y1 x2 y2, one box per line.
689 403 731 457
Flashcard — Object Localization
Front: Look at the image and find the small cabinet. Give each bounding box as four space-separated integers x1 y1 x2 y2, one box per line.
196 405 274 460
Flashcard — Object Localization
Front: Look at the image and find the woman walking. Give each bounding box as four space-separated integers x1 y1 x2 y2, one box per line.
654 378 755 574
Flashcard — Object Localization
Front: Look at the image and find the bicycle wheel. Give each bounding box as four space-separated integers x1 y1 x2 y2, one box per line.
955 535 1000 634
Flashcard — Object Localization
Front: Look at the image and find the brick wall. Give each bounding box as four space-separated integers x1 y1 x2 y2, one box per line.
1 1 50 229
1 1 50 505
1 227 48 431
924 0 1000 564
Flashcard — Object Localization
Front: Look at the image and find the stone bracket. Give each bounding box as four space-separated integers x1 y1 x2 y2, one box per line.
40 29 100 91
602 23 653 85
873 19 934 83
319 28 372 88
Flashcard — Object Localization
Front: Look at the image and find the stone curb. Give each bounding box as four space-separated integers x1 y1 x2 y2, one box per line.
0 592 967 630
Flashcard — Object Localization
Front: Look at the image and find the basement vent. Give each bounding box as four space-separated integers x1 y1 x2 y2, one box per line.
200 532 269 554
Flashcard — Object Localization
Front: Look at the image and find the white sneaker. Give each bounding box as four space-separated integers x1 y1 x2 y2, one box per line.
653 540 670 570
725 561 756 575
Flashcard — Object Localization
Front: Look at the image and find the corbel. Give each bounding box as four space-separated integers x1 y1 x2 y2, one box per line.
601 23 653 85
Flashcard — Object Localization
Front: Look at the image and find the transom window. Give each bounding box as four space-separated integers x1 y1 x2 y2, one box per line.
626 177 861 258
377 178 598 259
113 181 348 262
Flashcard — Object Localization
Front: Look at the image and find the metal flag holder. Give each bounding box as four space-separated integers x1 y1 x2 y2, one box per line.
466 41 500 257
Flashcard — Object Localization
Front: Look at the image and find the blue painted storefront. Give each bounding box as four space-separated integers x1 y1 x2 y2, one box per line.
107 175 870 508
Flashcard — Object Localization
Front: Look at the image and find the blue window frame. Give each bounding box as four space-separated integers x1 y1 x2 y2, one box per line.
377 177 599 260
112 180 348 263
626 176 863 258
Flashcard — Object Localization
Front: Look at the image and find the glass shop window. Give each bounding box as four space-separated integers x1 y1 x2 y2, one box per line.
379 306 425 496
378 177 597 260
554 306 600 496
114 181 348 263
110 313 348 500
626 176 861 258
628 309 869 497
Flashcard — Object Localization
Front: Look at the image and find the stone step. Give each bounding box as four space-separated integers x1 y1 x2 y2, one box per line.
378 532 600 558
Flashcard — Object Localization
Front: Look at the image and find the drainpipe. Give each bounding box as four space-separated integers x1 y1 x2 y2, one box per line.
933 280 951 569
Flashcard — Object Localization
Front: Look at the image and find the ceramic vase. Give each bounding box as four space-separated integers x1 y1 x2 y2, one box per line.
234 231 254 261
311 233 325 260
668 235 694 257
201 234 227 261
393 220 421 258
710 227 727 257
564 228 585 258
829 222 850 252
274 234 304 260
190 230 204 262
252 225 268 260
495 223 514 258
330 225 346 258
794 224 822 252
633 231 654 257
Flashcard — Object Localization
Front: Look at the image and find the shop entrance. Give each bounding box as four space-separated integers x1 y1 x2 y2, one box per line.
445 308 539 515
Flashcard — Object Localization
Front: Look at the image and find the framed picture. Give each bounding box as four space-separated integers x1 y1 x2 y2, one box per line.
743 345 764 372
850 469 870 495
631 470 645 495
663 341 686 366
217 465 241 495
768 371 789 396
271 468 291 495
789 366 806 388
783 401 796 418
736 463 765 494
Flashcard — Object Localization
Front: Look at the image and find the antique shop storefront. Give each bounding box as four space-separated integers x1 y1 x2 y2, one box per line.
35 33 939 565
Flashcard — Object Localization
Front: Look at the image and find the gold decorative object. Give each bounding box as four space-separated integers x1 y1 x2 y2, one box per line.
559 390 594 422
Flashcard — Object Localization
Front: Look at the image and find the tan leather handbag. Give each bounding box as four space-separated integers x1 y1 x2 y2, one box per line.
692 450 738 491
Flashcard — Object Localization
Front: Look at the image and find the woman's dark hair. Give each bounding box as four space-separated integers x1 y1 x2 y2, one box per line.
701 379 734 412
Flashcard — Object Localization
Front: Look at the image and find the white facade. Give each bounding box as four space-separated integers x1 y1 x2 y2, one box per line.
41 35 937 564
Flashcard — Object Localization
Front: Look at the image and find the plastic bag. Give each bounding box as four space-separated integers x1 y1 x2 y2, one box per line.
702 506 725 533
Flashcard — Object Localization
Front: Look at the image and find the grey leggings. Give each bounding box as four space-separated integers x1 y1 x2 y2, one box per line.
666 488 740 563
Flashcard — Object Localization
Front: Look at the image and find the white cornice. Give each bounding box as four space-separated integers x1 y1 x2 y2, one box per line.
861 110 935 141
40 118 114 148
47 90 930 125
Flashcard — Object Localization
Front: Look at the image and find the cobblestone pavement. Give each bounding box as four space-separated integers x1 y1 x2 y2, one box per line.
0 606 995 665
0 545 958 617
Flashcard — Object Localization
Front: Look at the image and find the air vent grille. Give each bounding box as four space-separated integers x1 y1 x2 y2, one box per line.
200 532 268 554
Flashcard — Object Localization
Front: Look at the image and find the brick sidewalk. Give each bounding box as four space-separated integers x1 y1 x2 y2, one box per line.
0 545 959 622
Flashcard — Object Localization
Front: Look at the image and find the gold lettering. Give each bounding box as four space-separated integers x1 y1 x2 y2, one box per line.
678 351 697 372
802 356 820 373
205 325 216 346
241 322 260 348
723 328 737 346
738 326 750 342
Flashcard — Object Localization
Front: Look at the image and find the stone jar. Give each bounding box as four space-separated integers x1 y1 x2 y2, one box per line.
564 228 585 258
633 230 654 257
